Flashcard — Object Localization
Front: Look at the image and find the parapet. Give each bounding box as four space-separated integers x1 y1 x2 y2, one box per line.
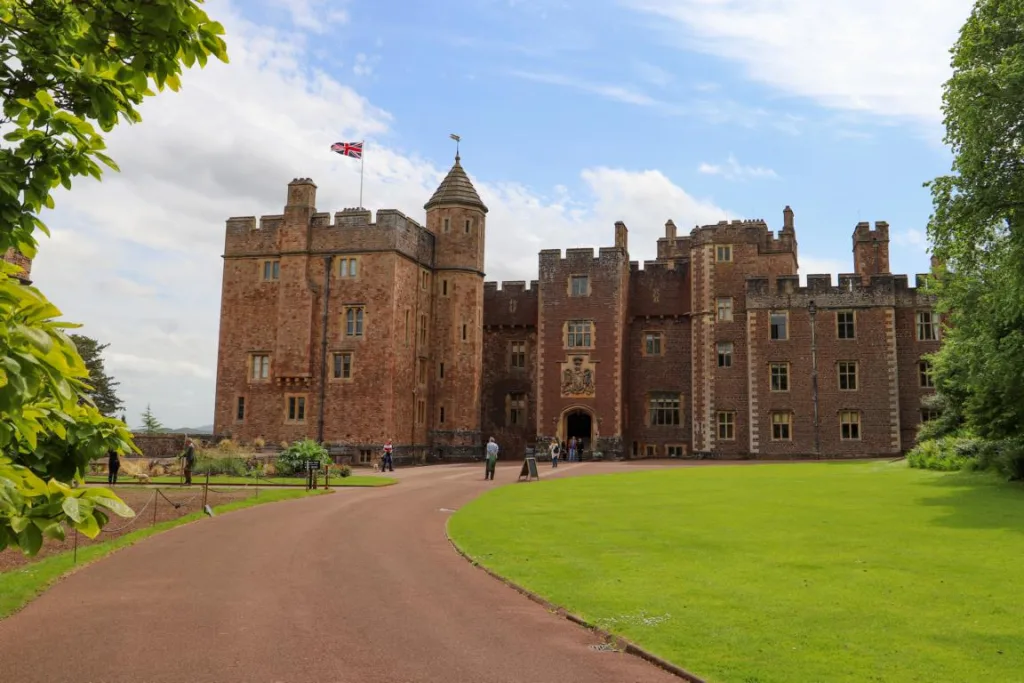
483 280 539 327
745 272 937 309
224 207 430 262
853 220 890 242
629 259 690 316
690 216 797 257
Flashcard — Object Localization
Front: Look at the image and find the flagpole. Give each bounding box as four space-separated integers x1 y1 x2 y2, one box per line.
359 140 365 208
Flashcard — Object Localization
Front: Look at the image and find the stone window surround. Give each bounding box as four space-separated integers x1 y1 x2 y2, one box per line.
836 309 856 340
771 411 793 441
770 310 789 341
509 340 527 369
839 410 861 441
330 351 353 381
717 411 736 441
769 362 790 392
717 297 733 322
916 310 939 341
837 360 858 391
568 274 590 298
564 320 594 349
919 359 935 388
337 255 360 278
343 305 366 338
260 259 280 282
642 330 664 357
647 392 682 427
717 341 733 368
715 244 733 263
506 392 527 426
249 352 271 382
666 444 686 458
285 393 307 424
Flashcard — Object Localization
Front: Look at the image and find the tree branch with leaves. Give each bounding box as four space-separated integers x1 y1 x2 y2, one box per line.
0 0 228 555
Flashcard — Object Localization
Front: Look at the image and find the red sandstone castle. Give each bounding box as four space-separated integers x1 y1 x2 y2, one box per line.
213 156 940 461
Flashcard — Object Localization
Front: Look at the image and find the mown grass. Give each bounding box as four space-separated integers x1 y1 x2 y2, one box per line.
84 474 394 487
0 488 331 619
448 461 1024 683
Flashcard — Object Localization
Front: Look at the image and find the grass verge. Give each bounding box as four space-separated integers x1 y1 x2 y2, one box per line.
0 488 331 619
448 461 1024 683
84 474 394 487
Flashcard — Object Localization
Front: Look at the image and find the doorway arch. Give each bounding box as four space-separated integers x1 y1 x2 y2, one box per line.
559 405 595 446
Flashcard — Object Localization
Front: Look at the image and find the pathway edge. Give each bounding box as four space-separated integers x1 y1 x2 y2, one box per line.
444 522 708 683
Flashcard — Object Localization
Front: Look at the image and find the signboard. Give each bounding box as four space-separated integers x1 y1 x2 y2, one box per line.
518 456 539 482
305 460 322 470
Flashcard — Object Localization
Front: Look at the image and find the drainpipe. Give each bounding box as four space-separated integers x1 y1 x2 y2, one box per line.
809 300 820 459
317 256 332 444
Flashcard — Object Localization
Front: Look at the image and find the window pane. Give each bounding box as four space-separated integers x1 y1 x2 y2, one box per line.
349 259 358 277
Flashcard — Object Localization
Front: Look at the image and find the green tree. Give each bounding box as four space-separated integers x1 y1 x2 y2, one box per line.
140 404 164 435
70 334 124 416
0 1 228 556
924 0 1024 440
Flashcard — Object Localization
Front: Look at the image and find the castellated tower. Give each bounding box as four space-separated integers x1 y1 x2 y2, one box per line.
424 155 487 457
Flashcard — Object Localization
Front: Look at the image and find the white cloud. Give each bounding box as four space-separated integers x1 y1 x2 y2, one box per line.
698 154 778 181
353 53 376 77
622 0 973 127
508 69 663 107
892 228 928 247
267 0 349 33
31 0 732 429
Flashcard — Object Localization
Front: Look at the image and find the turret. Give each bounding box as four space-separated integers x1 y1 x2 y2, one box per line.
424 155 488 273
424 155 487 456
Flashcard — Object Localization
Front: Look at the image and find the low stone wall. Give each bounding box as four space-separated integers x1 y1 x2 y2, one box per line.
130 433 189 459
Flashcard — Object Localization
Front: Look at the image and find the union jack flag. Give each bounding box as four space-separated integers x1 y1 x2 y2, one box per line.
331 141 363 159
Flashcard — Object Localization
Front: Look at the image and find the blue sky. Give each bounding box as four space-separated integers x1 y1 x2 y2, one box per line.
33 0 974 427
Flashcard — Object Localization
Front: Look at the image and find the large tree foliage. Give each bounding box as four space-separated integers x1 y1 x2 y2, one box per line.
0 1 228 555
925 0 1024 440
70 334 123 416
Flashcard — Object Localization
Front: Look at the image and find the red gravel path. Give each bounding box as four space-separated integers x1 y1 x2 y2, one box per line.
0 462 705 682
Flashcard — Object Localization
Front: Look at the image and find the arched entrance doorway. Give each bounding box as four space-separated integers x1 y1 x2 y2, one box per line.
560 407 595 458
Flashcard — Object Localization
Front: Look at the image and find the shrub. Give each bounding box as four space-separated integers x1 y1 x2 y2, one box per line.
252 437 266 450
276 439 330 476
334 464 352 478
907 437 974 472
216 438 240 454
193 453 247 476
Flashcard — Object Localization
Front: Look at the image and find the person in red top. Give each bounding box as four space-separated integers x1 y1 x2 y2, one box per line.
382 439 395 472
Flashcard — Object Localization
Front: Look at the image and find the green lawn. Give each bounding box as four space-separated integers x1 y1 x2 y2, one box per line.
84 474 394 487
448 461 1024 683
0 488 332 619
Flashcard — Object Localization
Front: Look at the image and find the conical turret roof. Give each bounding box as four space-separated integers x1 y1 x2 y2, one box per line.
424 155 488 213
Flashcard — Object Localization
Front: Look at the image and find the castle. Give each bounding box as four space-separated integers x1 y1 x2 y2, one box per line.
213 155 940 462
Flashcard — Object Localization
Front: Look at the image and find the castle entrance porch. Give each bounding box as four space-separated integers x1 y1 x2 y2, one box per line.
561 407 594 458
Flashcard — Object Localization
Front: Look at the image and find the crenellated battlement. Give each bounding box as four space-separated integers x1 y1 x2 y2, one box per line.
853 220 890 242
745 273 937 309
689 209 798 257
224 207 430 260
483 279 539 327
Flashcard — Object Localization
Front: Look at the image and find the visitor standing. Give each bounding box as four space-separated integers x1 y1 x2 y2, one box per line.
107 450 120 485
485 437 499 480
549 438 560 468
382 439 395 472
182 438 195 486
568 436 577 462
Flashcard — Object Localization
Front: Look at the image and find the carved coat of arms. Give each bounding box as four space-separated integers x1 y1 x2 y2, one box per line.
561 356 595 397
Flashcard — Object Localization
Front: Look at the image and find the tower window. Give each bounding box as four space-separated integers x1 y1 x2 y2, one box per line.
236 396 245 422
462 324 467 341
510 341 526 368
717 342 733 368
442 280 448 296
770 311 789 341
570 275 588 297
344 307 365 337
250 354 271 381
465 219 471 233
332 352 353 379
262 260 280 282
443 217 450 233
439 362 445 379
440 406 445 424
286 395 306 423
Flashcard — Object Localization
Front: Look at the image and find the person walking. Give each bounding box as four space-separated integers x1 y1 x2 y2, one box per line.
549 438 560 468
382 439 395 472
182 438 196 486
484 437 499 480
107 450 120 485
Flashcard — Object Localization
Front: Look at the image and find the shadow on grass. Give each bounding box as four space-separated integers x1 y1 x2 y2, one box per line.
916 470 1024 534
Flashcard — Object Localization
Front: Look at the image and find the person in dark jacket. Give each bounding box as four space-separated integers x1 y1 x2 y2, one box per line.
107 450 120 485
182 438 196 485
